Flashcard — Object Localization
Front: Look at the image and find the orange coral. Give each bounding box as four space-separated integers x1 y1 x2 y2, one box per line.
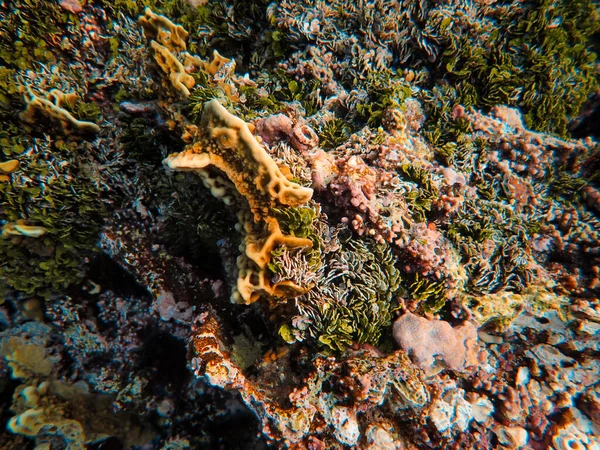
164 100 314 303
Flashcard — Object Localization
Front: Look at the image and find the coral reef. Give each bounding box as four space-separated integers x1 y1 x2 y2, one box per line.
0 0 599 449
9 380 152 449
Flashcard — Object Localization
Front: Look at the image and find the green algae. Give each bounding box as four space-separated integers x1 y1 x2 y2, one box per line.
406 273 448 315
0 7 107 298
271 205 322 271
432 0 599 136
398 164 439 223
318 118 352 150
0 1 79 71
355 70 413 127
296 238 402 351
0 132 107 299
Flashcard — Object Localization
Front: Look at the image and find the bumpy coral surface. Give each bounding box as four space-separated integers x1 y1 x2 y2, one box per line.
0 1 599 449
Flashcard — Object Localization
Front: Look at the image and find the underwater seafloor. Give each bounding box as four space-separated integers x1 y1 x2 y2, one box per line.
0 0 599 449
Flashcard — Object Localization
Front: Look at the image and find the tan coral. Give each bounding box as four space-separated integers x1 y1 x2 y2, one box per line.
197 50 242 102
140 10 244 102
19 86 100 135
8 381 154 449
139 7 188 51
1 337 53 379
235 213 312 303
0 159 19 175
150 40 195 98
139 8 196 98
164 100 314 303
200 49 234 77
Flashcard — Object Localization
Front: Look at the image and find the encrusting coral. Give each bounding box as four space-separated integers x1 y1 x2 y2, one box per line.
140 7 197 98
0 320 157 449
9 381 153 449
190 311 429 446
164 99 314 304
392 311 481 375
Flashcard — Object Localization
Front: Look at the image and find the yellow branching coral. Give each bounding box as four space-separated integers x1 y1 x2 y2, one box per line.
164 99 314 304
139 8 196 98
150 40 195 97
139 7 188 51
19 86 101 135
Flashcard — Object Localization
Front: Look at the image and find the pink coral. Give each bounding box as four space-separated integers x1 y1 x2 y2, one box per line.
392 312 480 375
255 114 294 147
59 0 82 14
396 223 449 277
326 155 408 244
309 149 338 190
583 186 600 213
152 290 194 323
254 113 319 153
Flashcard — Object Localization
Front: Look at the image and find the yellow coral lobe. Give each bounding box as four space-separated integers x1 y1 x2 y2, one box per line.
165 100 313 217
202 50 233 76
139 7 188 51
164 100 314 304
150 41 195 98
0 159 19 174
139 8 197 98
20 86 101 135
2 222 47 238
14 224 47 237
2 223 18 238
244 216 312 268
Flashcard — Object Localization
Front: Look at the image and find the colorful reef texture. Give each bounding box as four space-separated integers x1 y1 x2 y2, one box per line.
1 0 600 448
